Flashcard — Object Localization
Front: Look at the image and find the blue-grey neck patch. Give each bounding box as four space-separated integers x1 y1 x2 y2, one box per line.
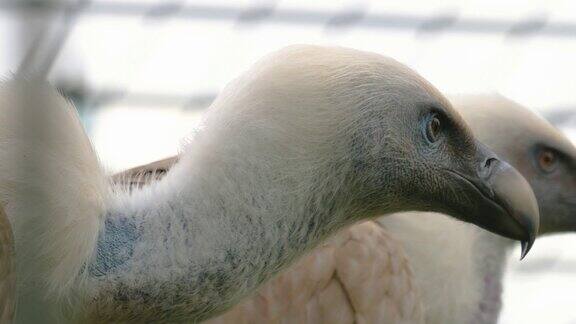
88 214 141 277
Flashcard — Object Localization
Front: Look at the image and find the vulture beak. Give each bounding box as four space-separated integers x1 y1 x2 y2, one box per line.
480 160 539 259
447 156 539 259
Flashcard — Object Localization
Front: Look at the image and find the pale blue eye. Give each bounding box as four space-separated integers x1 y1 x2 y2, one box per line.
423 113 442 144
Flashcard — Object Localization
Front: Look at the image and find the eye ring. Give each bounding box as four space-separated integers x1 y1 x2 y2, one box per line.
537 149 557 173
424 113 442 144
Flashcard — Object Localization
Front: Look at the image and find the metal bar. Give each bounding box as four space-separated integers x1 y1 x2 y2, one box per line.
2 1 576 38
15 0 87 78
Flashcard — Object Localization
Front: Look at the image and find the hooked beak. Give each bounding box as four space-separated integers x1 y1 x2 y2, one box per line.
447 158 539 259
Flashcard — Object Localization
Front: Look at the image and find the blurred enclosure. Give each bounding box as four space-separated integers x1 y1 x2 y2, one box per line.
3 0 576 323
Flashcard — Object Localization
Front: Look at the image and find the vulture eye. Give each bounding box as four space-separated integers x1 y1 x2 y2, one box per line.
424 113 442 144
537 149 558 173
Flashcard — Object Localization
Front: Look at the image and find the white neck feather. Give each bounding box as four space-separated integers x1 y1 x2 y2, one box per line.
72 109 362 321
1 79 361 322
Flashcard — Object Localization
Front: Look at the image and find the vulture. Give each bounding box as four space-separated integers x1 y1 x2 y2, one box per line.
0 46 539 323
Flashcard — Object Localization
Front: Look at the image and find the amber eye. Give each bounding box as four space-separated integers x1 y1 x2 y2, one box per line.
538 149 557 173
424 114 442 143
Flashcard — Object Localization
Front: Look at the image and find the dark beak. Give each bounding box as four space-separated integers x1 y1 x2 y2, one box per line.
480 159 539 259
447 158 539 259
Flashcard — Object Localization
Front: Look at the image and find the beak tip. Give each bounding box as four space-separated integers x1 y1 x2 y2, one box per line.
519 215 538 260
520 237 535 260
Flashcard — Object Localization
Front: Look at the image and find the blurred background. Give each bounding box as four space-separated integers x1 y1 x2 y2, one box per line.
3 0 576 322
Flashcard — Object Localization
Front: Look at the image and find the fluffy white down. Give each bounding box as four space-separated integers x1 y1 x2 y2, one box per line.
0 80 110 320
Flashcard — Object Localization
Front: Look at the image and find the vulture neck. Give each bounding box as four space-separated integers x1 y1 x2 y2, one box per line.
470 228 513 324
377 213 513 324
84 142 358 321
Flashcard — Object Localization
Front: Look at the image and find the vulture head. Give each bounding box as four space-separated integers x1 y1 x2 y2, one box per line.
453 95 576 235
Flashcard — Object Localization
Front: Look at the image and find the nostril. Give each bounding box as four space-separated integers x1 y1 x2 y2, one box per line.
485 157 498 169
479 157 500 180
